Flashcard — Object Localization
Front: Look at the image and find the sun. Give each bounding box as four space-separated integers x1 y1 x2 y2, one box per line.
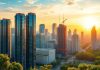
80 16 99 30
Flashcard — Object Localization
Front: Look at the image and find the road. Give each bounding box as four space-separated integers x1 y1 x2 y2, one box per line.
52 56 76 70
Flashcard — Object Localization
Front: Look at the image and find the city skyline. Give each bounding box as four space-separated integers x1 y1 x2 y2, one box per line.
0 0 100 34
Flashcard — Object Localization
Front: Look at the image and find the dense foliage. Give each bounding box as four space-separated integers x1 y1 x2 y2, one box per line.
61 63 100 70
0 54 23 70
75 50 100 62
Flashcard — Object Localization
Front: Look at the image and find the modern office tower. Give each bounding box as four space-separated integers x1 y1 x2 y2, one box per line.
81 31 84 46
45 29 52 48
45 29 51 41
67 29 72 54
15 13 26 69
0 20 1 53
39 24 45 33
0 19 11 57
26 13 36 69
45 29 51 48
91 26 97 50
71 29 80 53
52 23 57 39
11 28 15 61
36 33 40 48
57 24 67 57
39 24 45 48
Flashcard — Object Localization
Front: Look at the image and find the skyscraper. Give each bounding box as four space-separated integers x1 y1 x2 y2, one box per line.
91 26 97 50
39 24 45 33
52 23 57 40
11 28 15 61
0 20 1 53
15 13 26 69
81 31 84 46
45 29 51 48
71 29 80 53
26 13 36 69
67 29 72 54
39 24 45 48
57 24 67 57
0 19 11 57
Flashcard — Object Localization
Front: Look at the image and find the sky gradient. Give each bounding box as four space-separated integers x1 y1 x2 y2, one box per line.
0 0 100 36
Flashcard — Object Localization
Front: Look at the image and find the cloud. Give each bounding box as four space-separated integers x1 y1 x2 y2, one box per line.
0 7 22 13
26 0 37 4
64 0 75 5
0 2 6 5
18 0 22 3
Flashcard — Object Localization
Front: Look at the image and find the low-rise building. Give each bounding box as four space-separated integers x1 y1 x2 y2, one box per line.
36 48 56 64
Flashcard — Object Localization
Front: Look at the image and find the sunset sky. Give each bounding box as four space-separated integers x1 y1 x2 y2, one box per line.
0 0 100 38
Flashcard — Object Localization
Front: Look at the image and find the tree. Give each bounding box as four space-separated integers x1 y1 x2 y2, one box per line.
0 54 23 70
78 63 88 70
40 65 52 70
90 65 100 70
8 62 23 70
0 54 10 70
68 67 78 70
60 64 69 70
75 52 95 61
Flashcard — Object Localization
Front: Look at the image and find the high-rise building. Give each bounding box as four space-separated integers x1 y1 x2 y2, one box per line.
91 26 97 50
26 13 36 69
81 31 84 46
45 29 49 48
0 20 1 53
71 29 80 53
0 19 11 57
52 23 57 40
11 28 15 61
36 33 40 48
39 24 45 48
57 24 67 57
39 24 45 33
67 29 72 54
15 13 26 69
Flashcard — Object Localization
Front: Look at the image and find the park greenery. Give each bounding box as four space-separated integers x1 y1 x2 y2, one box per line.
0 49 100 70
75 50 100 62
61 63 100 70
0 54 23 70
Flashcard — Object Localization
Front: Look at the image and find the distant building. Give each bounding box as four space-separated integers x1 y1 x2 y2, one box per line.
15 13 26 69
39 24 45 33
81 31 84 46
47 40 56 49
39 24 45 48
71 29 80 53
45 29 51 48
67 29 72 54
57 24 67 57
52 23 57 40
26 13 36 69
11 28 15 61
0 19 11 57
36 33 40 48
36 48 55 64
91 26 97 50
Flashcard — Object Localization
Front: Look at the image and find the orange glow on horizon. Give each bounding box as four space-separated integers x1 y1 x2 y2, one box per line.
77 16 99 31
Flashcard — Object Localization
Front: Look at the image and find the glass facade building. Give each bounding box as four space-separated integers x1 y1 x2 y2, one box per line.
39 24 45 33
26 13 36 69
0 19 11 57
15 13 26 69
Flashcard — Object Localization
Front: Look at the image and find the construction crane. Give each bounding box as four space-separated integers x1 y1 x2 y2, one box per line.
62 18 68 24
59 13 68 24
